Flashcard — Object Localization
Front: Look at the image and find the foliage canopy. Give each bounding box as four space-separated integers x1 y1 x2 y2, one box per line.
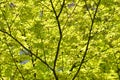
0 0 120 80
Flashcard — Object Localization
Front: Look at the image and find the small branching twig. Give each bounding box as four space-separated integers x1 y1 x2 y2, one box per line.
0 9 19 34
5 42 25 80
0 4 53 79
0 30 53 71
1 10 11 34
62 0 81 32
72 0 101 80
83 0 92 20
50 0 65 79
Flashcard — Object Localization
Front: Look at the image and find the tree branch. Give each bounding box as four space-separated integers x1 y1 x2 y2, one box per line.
7 43 25 80
72 0 101 80
57 0 65 18
0 30 53 71
83 0 92 20
62 0 81 32
50 0 65 80
0 10 11 34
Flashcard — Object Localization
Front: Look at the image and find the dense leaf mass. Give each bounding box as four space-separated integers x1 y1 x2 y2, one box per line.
0 0 120 80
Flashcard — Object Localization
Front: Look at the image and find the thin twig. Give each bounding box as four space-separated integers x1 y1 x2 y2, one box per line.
58 0 65 18
72 0 101 80
62 0 81 32
83 0 92 20
5 42 25 80
0 10 11 34
0 30 53 71
39 1 52 11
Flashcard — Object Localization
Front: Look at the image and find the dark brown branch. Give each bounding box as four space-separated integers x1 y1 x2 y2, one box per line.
50 0 65 80
0 5 20 34
57 0 65 18
7 44 25 80
50 1 59 79
0 30 53 71
50 0 58 18
72 0 101 80
0 10 11 34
